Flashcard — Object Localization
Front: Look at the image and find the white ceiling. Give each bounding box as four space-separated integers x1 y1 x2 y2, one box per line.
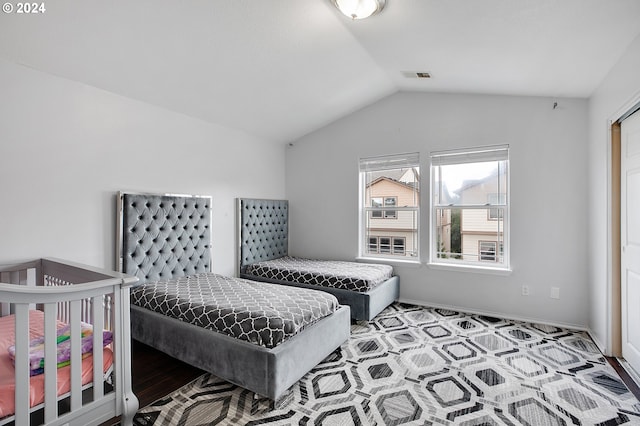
1 0 639 143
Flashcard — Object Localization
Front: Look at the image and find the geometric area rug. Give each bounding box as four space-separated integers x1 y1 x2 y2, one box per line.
127 303 640 425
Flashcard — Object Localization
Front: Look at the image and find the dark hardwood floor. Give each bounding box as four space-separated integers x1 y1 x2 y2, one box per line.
606 356 640 401
128 340 204 407
101 339 204 425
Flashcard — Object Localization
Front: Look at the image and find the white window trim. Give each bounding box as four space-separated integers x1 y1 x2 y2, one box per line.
358 256 421 266
427 261 513 275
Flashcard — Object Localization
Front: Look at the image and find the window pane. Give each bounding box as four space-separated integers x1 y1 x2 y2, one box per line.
433 160 507 207
384 197 397 218
435 207 505 265
368 237 378 253
487 194 506 220
431 146 508 269
479 241 497 261
379 237 391 253
371 197 383 218
392 237 405 255
435 207 461 260
361 157 420 260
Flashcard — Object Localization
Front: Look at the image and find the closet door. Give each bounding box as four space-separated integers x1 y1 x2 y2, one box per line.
621 110 640 374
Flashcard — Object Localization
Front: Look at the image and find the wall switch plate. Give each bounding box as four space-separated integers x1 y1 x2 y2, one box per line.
550 287 560 299
522 285 530 296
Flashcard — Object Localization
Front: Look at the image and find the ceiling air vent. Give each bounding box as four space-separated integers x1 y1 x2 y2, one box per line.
402 71 432 79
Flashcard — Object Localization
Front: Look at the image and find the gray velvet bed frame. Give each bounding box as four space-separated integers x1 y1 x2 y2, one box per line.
237 198 400 321
116 192 350 402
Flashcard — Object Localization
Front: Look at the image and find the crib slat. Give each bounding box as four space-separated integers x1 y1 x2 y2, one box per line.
92 295 105 401
70 300 82 411
14 304 29 426
112 288 123 416
44 303 58 423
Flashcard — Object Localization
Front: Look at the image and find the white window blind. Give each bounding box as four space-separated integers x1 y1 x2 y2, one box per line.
359 152 420 172
430 145 509 166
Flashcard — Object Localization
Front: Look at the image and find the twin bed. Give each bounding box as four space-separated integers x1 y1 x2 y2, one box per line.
237 198 400 321
0 258 138 426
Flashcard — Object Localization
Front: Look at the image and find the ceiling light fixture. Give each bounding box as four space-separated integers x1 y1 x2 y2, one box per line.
332 0 386 20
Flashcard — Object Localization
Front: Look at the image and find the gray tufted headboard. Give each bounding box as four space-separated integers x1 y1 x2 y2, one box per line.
117 192 212 284
237 198 289 274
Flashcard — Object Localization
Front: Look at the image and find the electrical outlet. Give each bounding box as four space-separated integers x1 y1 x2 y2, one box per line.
550 287 560 299
522 285 530 296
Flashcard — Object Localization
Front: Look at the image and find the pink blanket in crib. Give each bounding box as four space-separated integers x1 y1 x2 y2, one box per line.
0 310 113 419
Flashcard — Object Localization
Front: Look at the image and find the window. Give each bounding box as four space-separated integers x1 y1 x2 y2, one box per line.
368 237 379 253
359 153 420 260
392 237 406 255
371 197 398 219
379 237 391 253
430 145 509 270
384 197 397 218
487 193 505 220
479 241 497 261
371 198 383 218
367 236 406 255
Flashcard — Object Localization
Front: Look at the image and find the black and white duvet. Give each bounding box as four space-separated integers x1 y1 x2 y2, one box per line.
130 273 339 349
245 256 394 293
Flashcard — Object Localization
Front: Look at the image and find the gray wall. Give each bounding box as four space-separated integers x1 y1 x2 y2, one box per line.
287 91 589 328
0 59 285 276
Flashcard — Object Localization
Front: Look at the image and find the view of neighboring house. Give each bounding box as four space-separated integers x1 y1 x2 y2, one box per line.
363 166 505 263
365 168 419 258
433 162 507 264
456 171 506 263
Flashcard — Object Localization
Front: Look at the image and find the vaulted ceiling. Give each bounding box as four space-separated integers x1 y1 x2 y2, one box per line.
1 0 639 143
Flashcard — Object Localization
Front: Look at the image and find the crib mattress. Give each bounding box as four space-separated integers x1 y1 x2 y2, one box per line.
244 256 394 293
0 310 113 419
130 272 339 349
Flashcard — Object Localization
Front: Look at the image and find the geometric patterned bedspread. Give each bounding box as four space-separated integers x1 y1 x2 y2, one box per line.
130 272 339 349
244 256 394 293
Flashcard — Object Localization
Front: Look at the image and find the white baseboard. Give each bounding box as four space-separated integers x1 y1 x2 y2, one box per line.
588 331 608 356
397 297 590 333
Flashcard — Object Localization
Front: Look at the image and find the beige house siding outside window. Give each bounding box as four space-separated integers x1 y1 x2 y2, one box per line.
458 177 506 263
366 177 419 257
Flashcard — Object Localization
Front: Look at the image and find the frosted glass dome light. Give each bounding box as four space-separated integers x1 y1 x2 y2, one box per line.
332 0 386 20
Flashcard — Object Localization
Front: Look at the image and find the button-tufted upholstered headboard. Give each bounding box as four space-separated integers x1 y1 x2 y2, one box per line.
118 192 212 284
237 198 288 274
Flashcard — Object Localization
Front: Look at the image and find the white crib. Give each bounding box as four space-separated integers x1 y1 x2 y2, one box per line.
0 258 138 426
